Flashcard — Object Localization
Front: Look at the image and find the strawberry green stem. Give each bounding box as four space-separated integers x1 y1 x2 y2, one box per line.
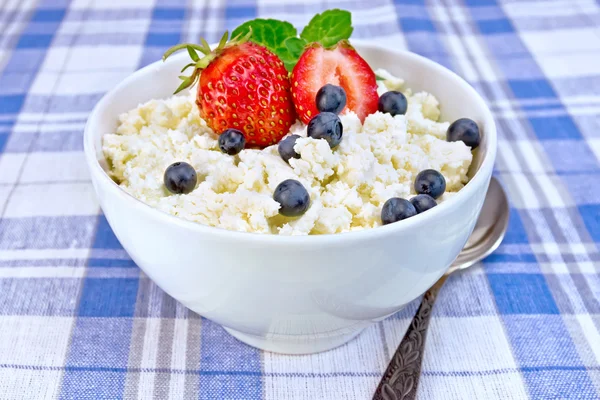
162 28 253 94
162 43 208 61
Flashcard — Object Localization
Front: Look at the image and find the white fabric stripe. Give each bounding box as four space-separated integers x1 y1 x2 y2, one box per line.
507 173 541 209
0 266 139 278
69 0 156 9
491 96 600 108
504 0 598 18
520 29 600 55
0 248 131 260
0 154 26 184
492 106 600 118
418 372 530 400
58 19 150 35
60 46 144 71
495 262 600 274
535 53 600 78
535 175 571 208
9 122 86 133
0 186 10 210
263 324 387 373
0 266 86 278
264 376 378 400
515 141 548 174
207 0 226 41
530 242 599 255
0 316 74 366
0 249 91 260
184 0 208 43
576 315 600 364
0 369 63 400
168 318 188 399
588 139 600 163
0 113 90 122
497 140 522 172
20 152 91 183
4 183 100 217
30 70 132 95
138 318 160 399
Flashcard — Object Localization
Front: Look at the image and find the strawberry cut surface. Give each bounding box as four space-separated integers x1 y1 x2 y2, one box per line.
290 42 379 124
197 42 296 147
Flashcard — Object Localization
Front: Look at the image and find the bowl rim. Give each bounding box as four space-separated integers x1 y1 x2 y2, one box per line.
84 39 497 245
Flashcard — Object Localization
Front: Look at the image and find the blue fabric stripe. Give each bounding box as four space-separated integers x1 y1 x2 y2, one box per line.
4 363 600 376
483 253 538 263
199 319 263 400
77 278 139 317
61 318 133 399
488 273 560 314
92 215 125 250
0 216 97 249
225 5 257 22
30 8 66 22
578 205 600 242
504 315 597 397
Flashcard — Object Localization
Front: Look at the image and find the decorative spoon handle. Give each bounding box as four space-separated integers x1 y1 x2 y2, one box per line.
372 274 448 400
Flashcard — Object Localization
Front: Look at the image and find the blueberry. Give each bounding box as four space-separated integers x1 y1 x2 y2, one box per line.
278 134 301 163
378 91 408 116
164 162 197 194
447 118 480 148
414 169 446 199
316 84 347 114
218 128 246 155
273 179 310 217
307 112 343 148
410 194 437 214
381 198 417 225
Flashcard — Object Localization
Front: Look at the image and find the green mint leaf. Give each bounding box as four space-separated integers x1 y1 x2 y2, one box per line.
278 51 297 72
300 9 353 48
230 10 354 71
232 18 297 57
285 37 307 59
232 19 299 70
278 37 307 71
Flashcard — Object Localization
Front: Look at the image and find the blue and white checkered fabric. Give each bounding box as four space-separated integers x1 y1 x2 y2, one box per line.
0 0 599 399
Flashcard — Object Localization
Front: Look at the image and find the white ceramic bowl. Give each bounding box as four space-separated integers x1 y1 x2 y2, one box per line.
84 40 497 354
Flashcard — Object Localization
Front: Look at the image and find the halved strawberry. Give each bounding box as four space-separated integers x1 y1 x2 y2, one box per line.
290 41 378 124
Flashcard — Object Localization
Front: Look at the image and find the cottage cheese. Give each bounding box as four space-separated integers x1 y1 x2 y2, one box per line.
103 70 473 235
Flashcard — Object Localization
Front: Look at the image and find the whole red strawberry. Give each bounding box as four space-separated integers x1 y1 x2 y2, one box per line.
291 41 378 124
164 34 296 147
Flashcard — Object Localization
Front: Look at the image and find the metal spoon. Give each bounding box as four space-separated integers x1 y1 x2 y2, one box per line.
372 177 510 400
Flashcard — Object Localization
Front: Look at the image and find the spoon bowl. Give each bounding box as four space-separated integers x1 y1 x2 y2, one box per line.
451 177 510 271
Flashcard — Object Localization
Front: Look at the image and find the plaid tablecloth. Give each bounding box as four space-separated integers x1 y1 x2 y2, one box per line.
0 0 599 399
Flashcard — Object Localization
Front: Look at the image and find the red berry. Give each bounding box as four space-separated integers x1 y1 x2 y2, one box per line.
198 42 296 147
290 42 379 124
